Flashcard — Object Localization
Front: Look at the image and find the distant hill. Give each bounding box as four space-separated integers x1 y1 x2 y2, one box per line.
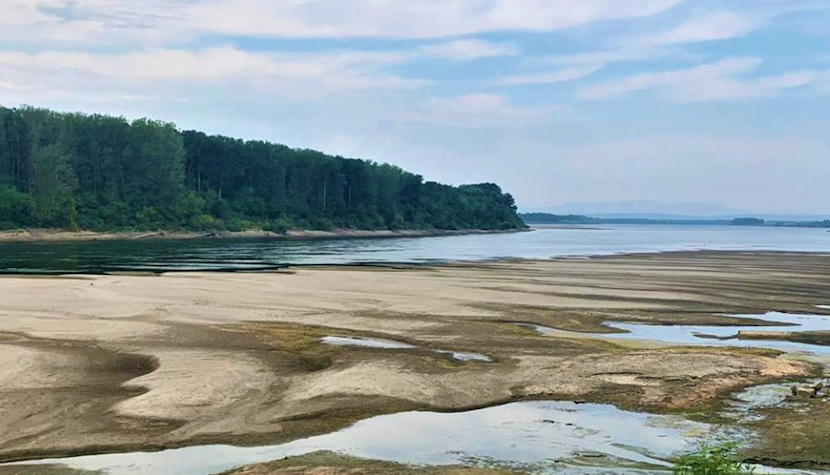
0 105 525 233
520 213 830 229
532 200 744 218
526 200 829 222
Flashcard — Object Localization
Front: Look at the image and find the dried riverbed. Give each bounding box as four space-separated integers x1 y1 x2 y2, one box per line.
1 251 830 473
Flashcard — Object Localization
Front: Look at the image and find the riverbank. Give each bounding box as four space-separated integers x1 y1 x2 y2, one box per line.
0 227 527 243
221 452 521 475
1 252 829 472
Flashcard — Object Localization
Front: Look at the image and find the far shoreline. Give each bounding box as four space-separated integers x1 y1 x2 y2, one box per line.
0 227 531 244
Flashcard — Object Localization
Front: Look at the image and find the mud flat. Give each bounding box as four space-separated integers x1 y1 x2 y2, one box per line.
1 251 830 472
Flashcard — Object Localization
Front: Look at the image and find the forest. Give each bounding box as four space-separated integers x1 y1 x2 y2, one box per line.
0 106 525 232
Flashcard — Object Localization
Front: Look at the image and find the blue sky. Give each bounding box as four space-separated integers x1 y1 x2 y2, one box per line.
1 0 829 214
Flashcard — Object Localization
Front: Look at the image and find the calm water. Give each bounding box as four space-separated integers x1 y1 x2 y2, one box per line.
321 336 492 362
528 312 830 355
12 400 826 475
0 225 828 274
2 401 722 475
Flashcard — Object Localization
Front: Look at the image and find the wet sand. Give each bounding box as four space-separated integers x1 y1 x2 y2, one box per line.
220 452 520 475
1 251 829 467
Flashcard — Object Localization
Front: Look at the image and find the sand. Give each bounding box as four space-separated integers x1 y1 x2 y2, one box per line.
0 251 828 465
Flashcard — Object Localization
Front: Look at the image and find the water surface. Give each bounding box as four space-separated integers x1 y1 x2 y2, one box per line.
4 401 721 475
530 312 830 355
320 336 491 362
1 225 828 274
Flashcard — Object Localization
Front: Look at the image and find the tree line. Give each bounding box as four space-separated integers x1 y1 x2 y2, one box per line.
0 106 525 232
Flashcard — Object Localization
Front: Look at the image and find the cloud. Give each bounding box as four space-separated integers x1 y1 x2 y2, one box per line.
528 11 761 87
498 66 601 86
3 0 691 45
633 11 761 47
579 58 816 102
187 0 690 39
0 46 437 109
400 93 561 128
416 40 520 61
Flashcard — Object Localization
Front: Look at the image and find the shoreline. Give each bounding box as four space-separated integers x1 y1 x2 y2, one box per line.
0 227 529 244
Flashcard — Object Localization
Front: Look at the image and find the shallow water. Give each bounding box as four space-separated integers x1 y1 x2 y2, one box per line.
530 312 830 355
13 400 827 475
723 380 822 423
320 336 416 350
4 402 719 475
1 225 828 274
435 350 491 362
320 336 491 362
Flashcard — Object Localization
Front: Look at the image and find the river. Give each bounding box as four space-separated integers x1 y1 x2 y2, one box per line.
0 225 828 273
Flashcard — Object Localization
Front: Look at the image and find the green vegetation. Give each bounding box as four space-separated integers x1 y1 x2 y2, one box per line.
673 442 757 475
731 218 765 226
0 105 525 232
520 213 727 226
518 213 601 225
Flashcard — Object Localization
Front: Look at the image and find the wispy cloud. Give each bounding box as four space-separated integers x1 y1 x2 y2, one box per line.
1 0 691 46
416 40 521 61
399 93 562 128
186 0 690 40
579 58 816 102
631 11 761 47
498 67 601 86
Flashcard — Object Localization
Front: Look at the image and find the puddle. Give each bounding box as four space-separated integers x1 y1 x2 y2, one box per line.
527 312 830 355
321 336 416 350
723 380 826 423
435 350 491 362
321 336 491 362
5 401 721 475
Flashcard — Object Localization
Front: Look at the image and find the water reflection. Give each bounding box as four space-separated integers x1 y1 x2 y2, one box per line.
320 336 491 362
2 225 829 274
8 402 717 475
529 312 830 355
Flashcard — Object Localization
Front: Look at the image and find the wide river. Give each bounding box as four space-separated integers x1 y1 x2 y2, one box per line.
0 224 828 273
2 224 830 474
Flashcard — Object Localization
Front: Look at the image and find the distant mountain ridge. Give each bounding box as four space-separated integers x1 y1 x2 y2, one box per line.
519 212 830 229
525 200 829 222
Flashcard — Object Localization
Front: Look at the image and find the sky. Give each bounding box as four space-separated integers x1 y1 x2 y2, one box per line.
1 0 829 215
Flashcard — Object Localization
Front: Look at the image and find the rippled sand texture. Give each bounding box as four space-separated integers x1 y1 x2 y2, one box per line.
0 251 828 466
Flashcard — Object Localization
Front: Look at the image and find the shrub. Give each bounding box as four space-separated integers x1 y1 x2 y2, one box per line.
0 185 35 227
673 442 757 475
266 218 293 235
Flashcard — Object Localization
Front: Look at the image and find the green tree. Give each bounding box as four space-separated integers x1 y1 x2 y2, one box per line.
0 185 35 228
0 105 526 232
29 144 78 229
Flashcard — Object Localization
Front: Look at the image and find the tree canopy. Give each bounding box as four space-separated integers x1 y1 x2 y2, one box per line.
0 105 525 232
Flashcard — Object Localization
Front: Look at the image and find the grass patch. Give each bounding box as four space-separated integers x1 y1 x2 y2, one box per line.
673 442 758 475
